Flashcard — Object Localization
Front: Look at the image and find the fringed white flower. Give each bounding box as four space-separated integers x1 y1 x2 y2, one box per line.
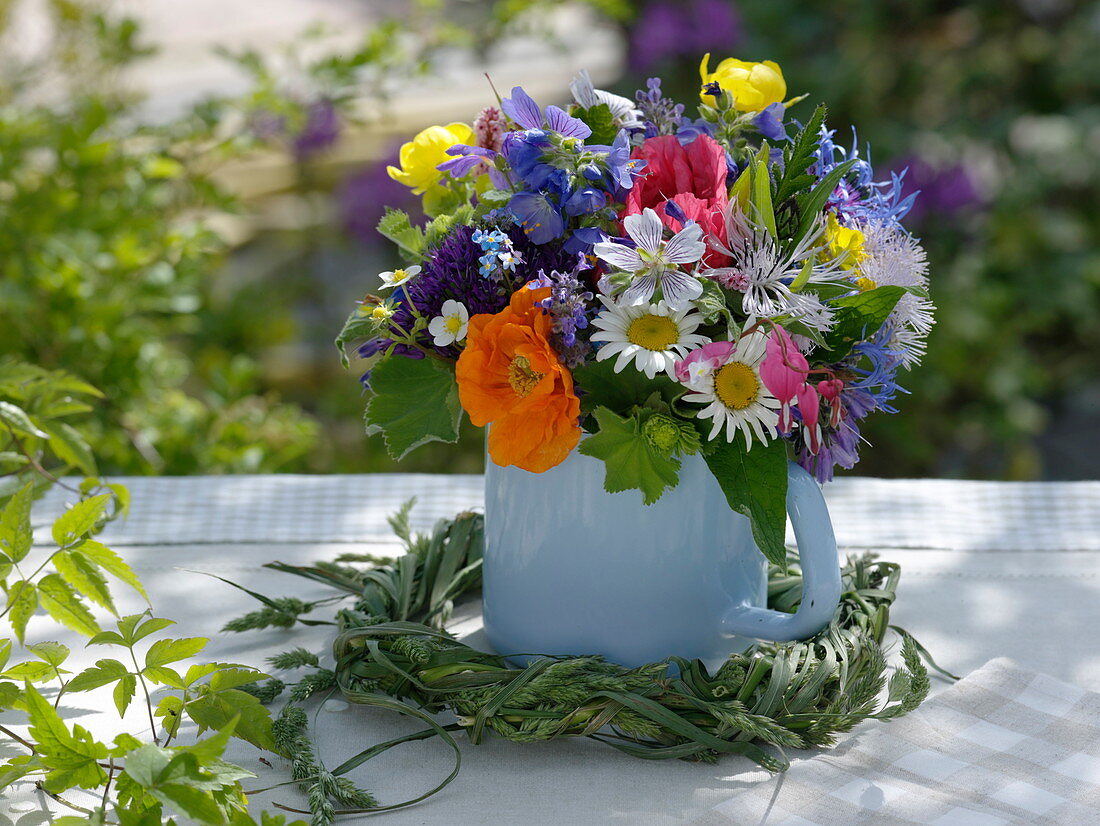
858 221 934 367
704 209 848 334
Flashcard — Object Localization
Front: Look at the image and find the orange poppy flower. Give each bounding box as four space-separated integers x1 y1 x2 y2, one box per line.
456 285 581 473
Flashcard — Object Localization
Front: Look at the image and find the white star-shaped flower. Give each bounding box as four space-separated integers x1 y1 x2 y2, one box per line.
593 208 706 310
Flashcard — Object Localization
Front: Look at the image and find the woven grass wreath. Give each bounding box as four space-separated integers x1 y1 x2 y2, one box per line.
224 506 948 820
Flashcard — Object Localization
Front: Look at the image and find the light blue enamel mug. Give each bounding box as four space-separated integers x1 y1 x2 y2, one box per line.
482 446 842 671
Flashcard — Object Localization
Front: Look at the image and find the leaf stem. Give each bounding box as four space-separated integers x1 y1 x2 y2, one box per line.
35 782 94 815
0 723 36 752
128 645 159 745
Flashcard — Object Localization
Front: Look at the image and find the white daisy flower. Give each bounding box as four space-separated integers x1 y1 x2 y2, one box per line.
858 221 934 367
593 207 706 310
427 300 469 347
681 331 781 447
378 264 422 290
590 297 708 379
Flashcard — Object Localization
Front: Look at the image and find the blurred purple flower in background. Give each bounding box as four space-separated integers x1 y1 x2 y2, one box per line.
293 100 341 161
340 145 419 247
630 0 744 73
249 99 342 162
887 155 982 224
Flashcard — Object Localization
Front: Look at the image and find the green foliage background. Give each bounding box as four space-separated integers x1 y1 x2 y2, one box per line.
3 0 1096 480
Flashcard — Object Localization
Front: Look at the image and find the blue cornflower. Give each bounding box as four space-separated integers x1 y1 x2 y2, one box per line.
815 126 917 225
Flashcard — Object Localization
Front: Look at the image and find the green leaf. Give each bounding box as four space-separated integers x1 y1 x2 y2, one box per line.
121 744 242 823
423 204 474 250
376 208 425 260
0 482 35 563
110 612 172 646
818 285 906 363
208 667 268 692
113 674 137 717
186 688 276 751
143 665 185 688
27 641 69 668
37 574 100 637
87 630 128 647
155 695 185 739
751 157 777 238
74 540 148 601
0 401 48 438
573 102 619 145
54 551 117 615
66 659 130 692
22 684 108 792
773 104 827 205
703 437 789 567
334 306 392 369
578 407 681 505
51 494 112 546
795 159 856 241
1 661 55 681
40 420 97 476
573 359 681 422
364 356 462 460
108 483 131 518
694 278 735 328
145 637 208 669
476 188 512 208
7 580 38 644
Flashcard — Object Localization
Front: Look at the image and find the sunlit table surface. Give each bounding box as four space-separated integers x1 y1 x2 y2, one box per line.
7 473 1100 825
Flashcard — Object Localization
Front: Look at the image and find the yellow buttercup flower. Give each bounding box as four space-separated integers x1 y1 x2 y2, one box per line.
822 213 867 271
699 54 787 112
386 122 476 194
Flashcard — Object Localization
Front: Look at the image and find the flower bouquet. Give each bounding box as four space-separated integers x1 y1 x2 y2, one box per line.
338 55 932 569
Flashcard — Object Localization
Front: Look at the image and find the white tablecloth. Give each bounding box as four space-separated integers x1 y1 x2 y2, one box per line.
6 474 1100 824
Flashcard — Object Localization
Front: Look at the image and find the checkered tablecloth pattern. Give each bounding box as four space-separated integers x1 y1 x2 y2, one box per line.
32 474 1100 552
689 659 1100 825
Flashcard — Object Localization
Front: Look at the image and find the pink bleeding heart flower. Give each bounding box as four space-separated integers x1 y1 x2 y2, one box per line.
760 326 809 433
796 383 822 454
817 378 845 428
674 340 736 389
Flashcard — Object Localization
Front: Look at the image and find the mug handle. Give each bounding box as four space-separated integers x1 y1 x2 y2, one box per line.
721 461 842 642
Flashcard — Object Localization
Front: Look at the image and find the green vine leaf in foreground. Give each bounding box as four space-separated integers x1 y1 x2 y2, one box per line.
703 436 789 567
21 683 109 792
364 356 463 461
578 406 681 505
